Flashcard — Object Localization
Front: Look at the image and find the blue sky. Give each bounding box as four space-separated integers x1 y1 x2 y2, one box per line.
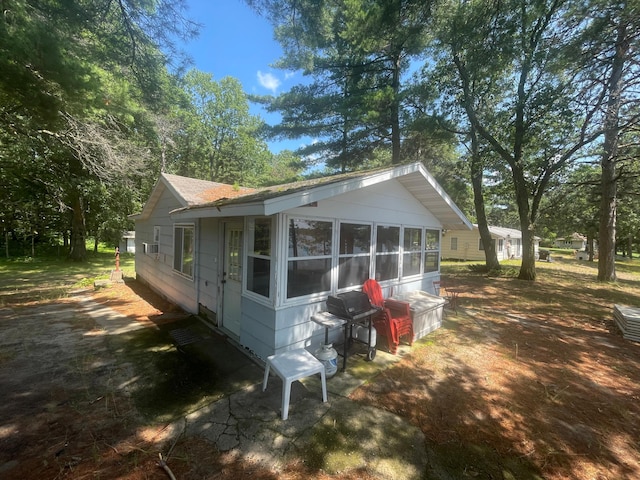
182 0 307 153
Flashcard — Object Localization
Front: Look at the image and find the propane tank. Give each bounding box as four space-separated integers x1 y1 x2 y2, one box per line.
351 324 377 346
315 343 338 378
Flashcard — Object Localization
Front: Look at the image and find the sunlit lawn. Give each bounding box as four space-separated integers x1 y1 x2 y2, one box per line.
0 243 135 306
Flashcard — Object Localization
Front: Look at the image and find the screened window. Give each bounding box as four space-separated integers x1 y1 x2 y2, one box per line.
376 225 400 281
287 218 332 298
338 222 371 289
402 227 422 277
424 229 439 273
450 237 458 251
247 217 271 298
173 224 194 278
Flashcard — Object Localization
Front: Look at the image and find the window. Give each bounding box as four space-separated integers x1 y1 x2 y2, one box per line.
247 217 271 298
424 229 439 273
144 226 161 255
450 237 458 251
376 225 400 281
226 228 242 282
284 217 443 301
338 222 371 289
402 227 422 277
173 224 194 278
287 218 332 298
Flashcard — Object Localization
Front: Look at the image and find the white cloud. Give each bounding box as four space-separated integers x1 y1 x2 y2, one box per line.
257 70 281 94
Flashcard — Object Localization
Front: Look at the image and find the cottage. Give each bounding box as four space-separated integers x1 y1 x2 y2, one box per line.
554 233 587 250
133 162 471 360
441 224 540 261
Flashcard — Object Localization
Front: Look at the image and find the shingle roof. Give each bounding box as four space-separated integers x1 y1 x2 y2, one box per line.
161 173 256 205
134 163 472 230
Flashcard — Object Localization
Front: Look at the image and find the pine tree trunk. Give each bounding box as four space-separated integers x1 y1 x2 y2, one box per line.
514 168 536 281
470 127 500 271
519 226 537 280
597 22 627 282
68 192 87 262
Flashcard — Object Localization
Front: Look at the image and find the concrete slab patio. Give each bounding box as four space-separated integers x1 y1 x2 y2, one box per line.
75 294 428 479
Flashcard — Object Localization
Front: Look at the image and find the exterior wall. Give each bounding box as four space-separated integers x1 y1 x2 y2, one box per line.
441 228 489 261
555 238 586 250
135 186 198 313
119 235 135 253
259 180 444 359
288 179 440 226
197 217 221 322
137 177 453 362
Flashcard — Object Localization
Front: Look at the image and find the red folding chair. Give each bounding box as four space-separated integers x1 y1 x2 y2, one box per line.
362 279 413 354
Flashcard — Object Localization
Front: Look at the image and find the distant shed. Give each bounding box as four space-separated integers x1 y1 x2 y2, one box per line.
119 231 136 253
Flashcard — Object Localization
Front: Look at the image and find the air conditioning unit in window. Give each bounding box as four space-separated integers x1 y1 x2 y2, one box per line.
143 242 159 255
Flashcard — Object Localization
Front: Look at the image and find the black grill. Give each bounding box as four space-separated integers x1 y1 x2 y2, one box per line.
326 291 375 320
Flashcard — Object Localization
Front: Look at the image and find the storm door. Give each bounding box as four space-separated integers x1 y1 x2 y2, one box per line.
222 221 243 338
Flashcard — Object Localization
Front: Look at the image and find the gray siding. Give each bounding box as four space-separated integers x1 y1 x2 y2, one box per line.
135 185 198 313
264 180 443 358
137 175 450 361
197 217 220 317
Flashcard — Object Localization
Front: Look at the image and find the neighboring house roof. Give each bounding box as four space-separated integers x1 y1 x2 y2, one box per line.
487 226 522 239
557 232 586 242
472 225 540 241
136 162 472 231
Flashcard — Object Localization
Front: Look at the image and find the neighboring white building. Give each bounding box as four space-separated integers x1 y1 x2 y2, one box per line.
119 231 136 253
441 225 540 261
554 233 587 250
132 163 471 360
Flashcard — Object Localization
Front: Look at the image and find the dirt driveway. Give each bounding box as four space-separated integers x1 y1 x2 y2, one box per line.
0 279 283 480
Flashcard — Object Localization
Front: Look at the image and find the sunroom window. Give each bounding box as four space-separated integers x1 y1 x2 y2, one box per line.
375 225 400 281
287 218 332 298
402 227 422 277
424 229 440 273
247 217 271 298
338 222 371 289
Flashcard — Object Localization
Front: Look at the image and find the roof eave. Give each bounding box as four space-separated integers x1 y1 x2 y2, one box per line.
171 203 266 219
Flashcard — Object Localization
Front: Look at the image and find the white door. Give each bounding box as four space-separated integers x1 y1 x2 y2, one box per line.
222 222 243 338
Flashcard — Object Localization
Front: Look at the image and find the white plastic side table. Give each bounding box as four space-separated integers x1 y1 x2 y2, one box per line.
262 348 328 420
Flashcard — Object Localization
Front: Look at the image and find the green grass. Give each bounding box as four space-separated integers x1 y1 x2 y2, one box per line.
0 242 135 306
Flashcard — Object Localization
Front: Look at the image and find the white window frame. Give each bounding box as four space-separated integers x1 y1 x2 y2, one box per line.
282 214 443 305
375 223 401 283
337 221 372 290
173 223 195 279
246 216 273 300
401 226 423 279
285 216 333 301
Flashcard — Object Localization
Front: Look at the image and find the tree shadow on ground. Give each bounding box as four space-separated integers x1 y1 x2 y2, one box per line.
352 266 640 479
